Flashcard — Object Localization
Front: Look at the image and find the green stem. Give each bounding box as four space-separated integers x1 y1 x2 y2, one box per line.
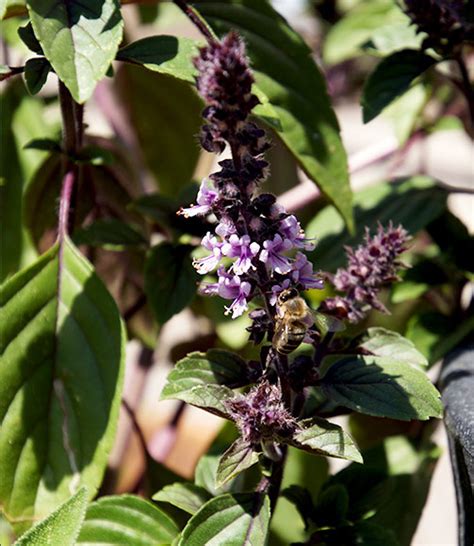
258 445 288 513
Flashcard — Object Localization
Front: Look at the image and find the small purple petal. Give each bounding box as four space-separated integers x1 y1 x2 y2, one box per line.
291 252 324 290
222 234 260 275
259 234 293 274
179 178 218 217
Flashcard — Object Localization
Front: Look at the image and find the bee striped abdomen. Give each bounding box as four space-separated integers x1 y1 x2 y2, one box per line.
273 320 307 354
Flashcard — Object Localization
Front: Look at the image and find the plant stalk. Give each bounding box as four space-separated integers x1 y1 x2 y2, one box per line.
455 55 474 130
258 445 288 513
58 81 84 238
173 0 218 44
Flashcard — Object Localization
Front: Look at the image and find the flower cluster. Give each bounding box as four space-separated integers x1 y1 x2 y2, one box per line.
181 32 323 322
404 0 473 55
225 381 296 445
320 223 409 322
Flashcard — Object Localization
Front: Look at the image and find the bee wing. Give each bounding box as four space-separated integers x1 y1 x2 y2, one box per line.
273 318 290 341
313 310 346 336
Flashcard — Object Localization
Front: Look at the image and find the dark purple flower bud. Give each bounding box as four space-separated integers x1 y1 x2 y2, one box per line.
320 223 410 323
225 380 297 445
403 0 472 55
247 308 272 344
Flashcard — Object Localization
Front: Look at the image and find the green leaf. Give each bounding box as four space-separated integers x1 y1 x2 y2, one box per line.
179 493 270 546
358 327 428 370
362 49 436 123
270 447 328 545
0 0 7 19
27 0 123 103
17 22 43 54
0 83 25 280
216 439 259 487
116 35 200 83
381 82 428 144
193 0 353 231
406 311 474 365
160 350 243 415
306 176 447 272
323 0 413 64
24 138 61 153
24 57 50 95
144 242 198 324
1 83 55 280
73 219 147 250
364 21 424 56
153 483 211 515
288 417 363 463
0 238 125 531
116 65 202 195
281 485 315 528
427 209 474 273
323 463 390 522
313 484 349 528
365 436 440 546
319 355 442 420
314 519 400 546
162 349 249 390
77 494 179 545
23 153 63 248
161 382 235 418
14 487 88 546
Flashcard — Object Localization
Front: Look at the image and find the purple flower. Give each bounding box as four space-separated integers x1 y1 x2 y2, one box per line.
193 232 223 274
216 219 236 238
259 234 293 274
225 380 297 445
222 234 260 275
180 179 218 217
291 253 324 290
218 273 252 318
280 215 315 251
320 223 410 322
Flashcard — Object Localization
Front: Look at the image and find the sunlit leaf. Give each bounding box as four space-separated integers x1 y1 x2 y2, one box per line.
117 35 199 83
216 439 259 487
179 493 270 546
358 327 428 369
27 0 123 103
77 495 178 545
153 483 211 515
0 238 125 531
319 355 442 420
15 488 87 546
288 417 363 463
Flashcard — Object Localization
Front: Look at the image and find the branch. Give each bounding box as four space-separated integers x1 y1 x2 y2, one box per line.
0 66 24 81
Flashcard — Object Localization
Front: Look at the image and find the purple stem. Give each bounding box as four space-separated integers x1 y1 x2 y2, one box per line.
173 0 218 44
58 170 76 240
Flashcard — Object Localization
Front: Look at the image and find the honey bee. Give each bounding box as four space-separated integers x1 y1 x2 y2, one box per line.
272 288 313 354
